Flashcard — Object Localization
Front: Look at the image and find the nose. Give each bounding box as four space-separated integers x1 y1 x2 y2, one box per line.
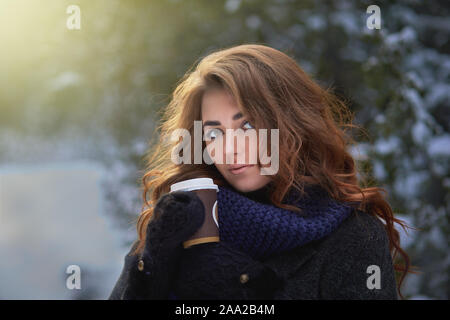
223 130 246 165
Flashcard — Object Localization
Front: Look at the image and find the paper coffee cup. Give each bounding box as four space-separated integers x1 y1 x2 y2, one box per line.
170 178 219 247
170 177 218 193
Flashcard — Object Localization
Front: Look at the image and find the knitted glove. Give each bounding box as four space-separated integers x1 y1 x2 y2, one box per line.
109 191 205 300
172 241 285 300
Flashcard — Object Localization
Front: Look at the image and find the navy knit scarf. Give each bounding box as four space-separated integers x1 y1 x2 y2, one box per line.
216 183 354 260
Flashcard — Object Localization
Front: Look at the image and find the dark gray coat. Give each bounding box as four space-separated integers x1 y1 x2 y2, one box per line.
262 208 398 299
109 208 398 300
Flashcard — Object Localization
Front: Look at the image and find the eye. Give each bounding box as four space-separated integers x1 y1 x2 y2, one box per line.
242 120 254 130
204 128 223 141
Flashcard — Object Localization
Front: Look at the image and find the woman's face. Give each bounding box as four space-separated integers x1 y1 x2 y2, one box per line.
201 88 272 192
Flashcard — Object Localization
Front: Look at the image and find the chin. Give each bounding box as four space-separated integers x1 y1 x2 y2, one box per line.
216 164 272 193
224 174 271 193
228 182 257 193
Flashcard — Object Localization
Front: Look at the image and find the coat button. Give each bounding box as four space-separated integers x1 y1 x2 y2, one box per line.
138 259 144 271
240 273 249 284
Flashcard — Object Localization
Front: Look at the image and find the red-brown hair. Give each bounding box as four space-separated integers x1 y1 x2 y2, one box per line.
134 44 415 298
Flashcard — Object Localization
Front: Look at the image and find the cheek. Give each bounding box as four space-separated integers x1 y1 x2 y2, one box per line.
205 140 223 162
251 165 273 183
214 163 227 176
251 165 265 179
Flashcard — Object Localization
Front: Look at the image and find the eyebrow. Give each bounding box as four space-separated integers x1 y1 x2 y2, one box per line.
203 112 243 128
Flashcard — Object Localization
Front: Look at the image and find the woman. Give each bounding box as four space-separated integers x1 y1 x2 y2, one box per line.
109 44 411 300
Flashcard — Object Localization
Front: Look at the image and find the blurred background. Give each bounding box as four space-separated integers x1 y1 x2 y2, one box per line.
0 0 448 299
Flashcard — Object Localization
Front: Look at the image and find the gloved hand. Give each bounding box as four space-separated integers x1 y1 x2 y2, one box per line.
109 191 205 300
172 241 285 300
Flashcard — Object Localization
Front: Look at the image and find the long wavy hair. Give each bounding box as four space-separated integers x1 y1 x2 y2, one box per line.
132 44 414 298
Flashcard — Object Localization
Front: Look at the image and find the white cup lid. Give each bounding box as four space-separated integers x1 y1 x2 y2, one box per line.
170 178 219 193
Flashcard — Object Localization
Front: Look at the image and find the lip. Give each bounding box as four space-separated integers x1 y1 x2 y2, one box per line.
228 164 254 175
